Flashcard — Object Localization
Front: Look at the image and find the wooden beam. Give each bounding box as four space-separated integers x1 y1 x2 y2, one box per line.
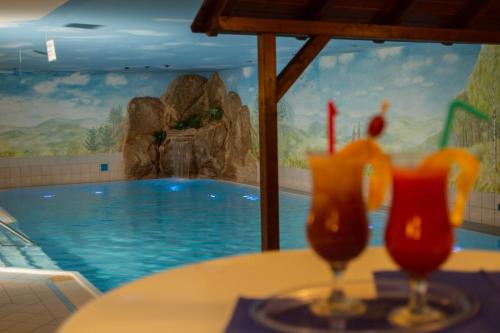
205 0 231 36
301 0 331 20
215 16 500 44
296 0 331 40
277 35 330 101
258 33 279 251
371 0 419 25
444 0 494 28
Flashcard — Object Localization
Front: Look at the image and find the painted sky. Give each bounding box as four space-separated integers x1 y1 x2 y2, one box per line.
224 43 481 146
0 41 484 154
0 70 202 128
0 0 410 72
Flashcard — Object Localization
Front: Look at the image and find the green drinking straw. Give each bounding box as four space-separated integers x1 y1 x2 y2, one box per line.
439 99 491 149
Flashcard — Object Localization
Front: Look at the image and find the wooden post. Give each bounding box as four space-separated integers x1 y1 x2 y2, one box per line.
258 33 279 251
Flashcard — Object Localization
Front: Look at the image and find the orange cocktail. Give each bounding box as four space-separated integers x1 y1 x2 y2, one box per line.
307 139 390 316
307 156 369 264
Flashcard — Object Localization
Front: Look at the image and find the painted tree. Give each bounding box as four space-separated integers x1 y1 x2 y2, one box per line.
98 125 114 152
452 45 500 191
278 100 295 125
107 105 125 150
84 128 99 153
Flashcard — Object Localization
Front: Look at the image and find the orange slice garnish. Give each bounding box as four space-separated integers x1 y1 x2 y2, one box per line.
339 139 391 211
421 148 479 227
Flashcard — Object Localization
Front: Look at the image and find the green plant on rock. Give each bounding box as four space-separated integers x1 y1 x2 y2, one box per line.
152 130 167 176
153 130 167 147
206 108 223 121
173 115 202 130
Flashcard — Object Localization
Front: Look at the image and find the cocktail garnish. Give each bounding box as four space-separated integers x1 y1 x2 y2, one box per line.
367 100 390 138
327 100 337 154
421 148 479 227
439 99 490 148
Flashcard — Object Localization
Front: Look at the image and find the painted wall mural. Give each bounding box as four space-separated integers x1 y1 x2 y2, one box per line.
220 43 499 192
0 43 498 190
0 71 194 157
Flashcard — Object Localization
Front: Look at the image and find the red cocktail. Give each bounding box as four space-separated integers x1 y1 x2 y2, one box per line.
385 167 453 277
385 149 479 327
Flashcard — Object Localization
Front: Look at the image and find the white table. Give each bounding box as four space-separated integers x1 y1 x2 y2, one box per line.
58 247 500 333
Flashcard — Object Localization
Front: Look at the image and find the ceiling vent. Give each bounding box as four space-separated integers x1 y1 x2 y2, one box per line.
64 23 102 29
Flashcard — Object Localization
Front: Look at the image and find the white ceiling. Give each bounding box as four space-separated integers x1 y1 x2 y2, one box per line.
0 0 68 24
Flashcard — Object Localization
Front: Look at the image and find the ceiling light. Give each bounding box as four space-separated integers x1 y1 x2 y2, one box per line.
46 39 56 62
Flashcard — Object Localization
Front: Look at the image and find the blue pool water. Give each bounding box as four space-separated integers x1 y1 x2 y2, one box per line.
0 179 499 292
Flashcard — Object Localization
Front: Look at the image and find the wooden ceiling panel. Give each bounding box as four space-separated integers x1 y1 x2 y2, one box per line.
328 0 386 11
469 18 500 30
230 0 305 19
192 0 500 44
412 0 465 16
324 7 379 23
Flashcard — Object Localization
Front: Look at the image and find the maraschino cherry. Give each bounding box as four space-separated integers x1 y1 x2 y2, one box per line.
368 100 390 138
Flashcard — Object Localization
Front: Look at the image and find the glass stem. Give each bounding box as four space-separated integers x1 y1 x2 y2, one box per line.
329 262 346 303
408 278 428 315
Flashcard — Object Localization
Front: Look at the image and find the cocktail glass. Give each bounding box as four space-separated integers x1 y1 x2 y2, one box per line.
307 139 391 317
385 148 479 327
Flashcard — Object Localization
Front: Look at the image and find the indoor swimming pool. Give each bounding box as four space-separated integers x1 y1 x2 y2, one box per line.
0 179 499 291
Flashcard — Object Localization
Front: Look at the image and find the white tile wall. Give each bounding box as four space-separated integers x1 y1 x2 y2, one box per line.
2 158 498 230
278 166 311 193
469 191 482 207
275 166 499 229
0 153 125 189
495 194 500 227
482 208 495 225
481 192 495 209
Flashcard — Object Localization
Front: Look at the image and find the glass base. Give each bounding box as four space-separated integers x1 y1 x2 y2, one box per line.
389 305 444 327
251 279 479 333
310 296 366 317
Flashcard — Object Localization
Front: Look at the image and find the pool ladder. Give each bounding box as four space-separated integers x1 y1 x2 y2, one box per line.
0 222 34 245
0 207 33 245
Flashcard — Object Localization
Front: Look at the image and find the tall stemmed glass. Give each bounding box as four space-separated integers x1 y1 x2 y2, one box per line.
385 149 479 327
307 139 390 317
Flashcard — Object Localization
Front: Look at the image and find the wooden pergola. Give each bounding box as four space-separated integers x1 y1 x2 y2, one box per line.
192 0 500 251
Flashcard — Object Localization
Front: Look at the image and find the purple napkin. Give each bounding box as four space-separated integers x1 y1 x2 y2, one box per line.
374 271 500 333
225 271 500 333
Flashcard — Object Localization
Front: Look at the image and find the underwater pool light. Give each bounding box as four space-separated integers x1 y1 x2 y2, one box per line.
94 191 103 195
208 194 216 198
42 194 55 199
168 185 180 192
242 195 259 201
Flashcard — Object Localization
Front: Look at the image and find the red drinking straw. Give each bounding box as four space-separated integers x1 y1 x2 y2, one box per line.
328 100 337 154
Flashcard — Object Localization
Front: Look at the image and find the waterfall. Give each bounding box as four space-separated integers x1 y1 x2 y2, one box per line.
169 133 194 178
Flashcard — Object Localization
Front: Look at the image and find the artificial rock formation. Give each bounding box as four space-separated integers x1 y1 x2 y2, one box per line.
123 73 257 182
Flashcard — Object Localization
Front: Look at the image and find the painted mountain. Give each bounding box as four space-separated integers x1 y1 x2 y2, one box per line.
0 118 90 157
0 105 125 157
452 45 500 191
